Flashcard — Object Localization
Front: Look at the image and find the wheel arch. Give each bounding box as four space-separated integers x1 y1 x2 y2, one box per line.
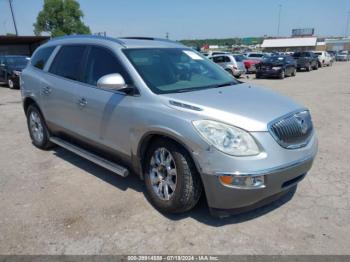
136 131 202 180
23 97 43 116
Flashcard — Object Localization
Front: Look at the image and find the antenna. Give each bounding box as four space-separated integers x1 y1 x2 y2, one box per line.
9 0 18 36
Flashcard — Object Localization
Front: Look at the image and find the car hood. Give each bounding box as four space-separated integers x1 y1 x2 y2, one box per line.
161 83 305 131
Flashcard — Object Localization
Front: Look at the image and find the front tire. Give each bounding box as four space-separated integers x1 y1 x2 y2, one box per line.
291 68 296 76
8 78 15 89
26 105 54 150
144 139 202 213
279 70 285 79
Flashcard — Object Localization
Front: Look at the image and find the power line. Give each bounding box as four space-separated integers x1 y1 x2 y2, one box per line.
8 0 18 35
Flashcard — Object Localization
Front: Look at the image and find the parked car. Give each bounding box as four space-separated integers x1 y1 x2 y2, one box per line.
21 35 318 217
256 55 297 79
327 51 337 62
244 52 269 60
207 51 231 58
313 51 333 67
335 50 350 61
243 59 261 73
210 54 246 78
0 55 30 89
243 52 271 73
292 51 319 71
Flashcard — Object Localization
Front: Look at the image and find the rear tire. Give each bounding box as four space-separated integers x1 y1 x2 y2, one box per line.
26 105 54 150
144 139 202 214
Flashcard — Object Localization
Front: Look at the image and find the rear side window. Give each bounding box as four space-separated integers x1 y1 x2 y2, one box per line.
31 46 55 70
224 56 231 63
213 56 224 63
49 45 86 81
83 46 129 86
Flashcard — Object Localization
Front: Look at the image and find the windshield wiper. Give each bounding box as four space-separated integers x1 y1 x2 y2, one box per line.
216 82 236 88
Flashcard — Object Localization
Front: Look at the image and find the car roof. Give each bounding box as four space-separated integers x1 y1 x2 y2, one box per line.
43 35 185 49
0 55 29 58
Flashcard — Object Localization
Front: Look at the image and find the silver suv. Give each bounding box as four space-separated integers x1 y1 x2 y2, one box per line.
21 36 318 217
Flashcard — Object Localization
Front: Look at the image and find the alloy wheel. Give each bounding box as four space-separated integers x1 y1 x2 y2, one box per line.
29 111 44 144
149 147 177 200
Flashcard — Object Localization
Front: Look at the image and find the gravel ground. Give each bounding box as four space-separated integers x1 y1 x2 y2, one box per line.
0 62 349 255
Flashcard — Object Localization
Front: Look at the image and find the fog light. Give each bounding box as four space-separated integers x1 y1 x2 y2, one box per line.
219 174 265 189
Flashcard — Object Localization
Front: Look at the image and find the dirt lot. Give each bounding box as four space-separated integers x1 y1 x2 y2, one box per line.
0 62 349 255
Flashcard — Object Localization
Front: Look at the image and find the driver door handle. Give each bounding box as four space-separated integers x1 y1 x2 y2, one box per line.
42 86 52 95
78 98 87 107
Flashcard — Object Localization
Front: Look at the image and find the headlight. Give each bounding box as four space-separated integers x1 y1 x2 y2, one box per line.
13 70 21 76
193 120 260 156
272 66 282 70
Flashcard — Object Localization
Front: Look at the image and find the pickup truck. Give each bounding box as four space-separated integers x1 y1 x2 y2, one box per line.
292 51 319 71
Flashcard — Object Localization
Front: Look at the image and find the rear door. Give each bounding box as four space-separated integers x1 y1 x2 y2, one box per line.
42 45 87 133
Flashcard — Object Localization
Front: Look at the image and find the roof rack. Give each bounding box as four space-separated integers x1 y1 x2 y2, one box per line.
49 34 126 47
120 36 183 46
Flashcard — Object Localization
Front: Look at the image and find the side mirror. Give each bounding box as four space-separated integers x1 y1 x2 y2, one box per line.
97 73 127 91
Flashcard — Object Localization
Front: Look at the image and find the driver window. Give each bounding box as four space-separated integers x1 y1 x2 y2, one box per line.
83 46 128 86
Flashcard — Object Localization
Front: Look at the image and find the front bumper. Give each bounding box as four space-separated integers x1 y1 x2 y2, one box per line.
256 69 282 77
194 132 318 212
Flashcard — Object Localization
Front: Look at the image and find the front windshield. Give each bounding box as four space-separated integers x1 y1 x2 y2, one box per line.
6 57 29 68
123 48 238 94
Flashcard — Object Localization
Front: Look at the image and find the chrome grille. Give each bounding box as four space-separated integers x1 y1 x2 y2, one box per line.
269 111 313 149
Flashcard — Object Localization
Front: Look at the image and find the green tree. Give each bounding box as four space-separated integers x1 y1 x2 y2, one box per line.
34 0 91 37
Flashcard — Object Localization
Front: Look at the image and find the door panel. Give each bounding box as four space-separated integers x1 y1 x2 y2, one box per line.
42 45 87 132
72 45 133 155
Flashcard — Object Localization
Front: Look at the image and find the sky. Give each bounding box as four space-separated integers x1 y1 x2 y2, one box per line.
0 0 350 40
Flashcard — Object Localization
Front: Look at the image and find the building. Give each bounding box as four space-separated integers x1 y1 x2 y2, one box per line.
0 35 50 56
261 37 318 52
325 38 350 51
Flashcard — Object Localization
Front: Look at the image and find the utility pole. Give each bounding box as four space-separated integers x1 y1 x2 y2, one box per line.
9 0 18 36
346 11 350 37
277 4 282 37
166 32 169 39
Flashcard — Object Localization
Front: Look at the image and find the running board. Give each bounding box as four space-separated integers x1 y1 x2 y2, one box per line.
49 137 129 177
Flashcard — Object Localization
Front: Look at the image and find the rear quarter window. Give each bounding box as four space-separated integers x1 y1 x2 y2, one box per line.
31 46 55 70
